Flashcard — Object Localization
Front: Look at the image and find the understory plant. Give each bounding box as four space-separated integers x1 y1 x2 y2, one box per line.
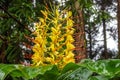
0 59 120 80
32 8 75 68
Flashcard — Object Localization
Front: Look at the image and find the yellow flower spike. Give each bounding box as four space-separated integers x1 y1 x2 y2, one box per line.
32 9 75 68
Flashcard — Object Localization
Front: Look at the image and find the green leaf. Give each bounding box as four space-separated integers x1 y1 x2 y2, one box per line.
58 67 93 80
1 59 120 80
61 62 80 74
40 65 59 80
57 62 93 80
88 76 109 80
22 65 54 79
10 70 27 78
0 64 54 80
80 59 120 78
0 64 24 80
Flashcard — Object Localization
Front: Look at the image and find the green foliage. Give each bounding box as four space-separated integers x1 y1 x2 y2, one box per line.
80 59 120 78
0 0 35 63
0 0 57 63
0 59 120 80
0 64 57 80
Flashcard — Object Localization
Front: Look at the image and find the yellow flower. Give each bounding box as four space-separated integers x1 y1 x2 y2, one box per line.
34 36 42 43
66 28 75 34
41 10 48 17
32 44 40 51
46 57 54 64
50 35 57 42
40 18 44 23
66 42 75 50
55 9 59 18
60 50 75 67
67 11 72 18
63 52 75 63
32 53 44 65
67 19 74 27
50 44 55 51
51 27 60 35
66 35 74 43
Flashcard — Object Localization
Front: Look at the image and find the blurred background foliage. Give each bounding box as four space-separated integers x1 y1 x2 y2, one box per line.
0 0 119 64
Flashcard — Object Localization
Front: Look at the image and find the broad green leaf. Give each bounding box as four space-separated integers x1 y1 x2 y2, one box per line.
10 70 27 79
58 67 93 80
1 59 120 80
0 64 24 80
80 59 120 78
0 64 54 80
61 62 80 73
22 65 54 79
40 65 59 80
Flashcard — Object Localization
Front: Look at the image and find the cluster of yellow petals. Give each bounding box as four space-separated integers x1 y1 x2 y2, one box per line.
32 9 75 68
32 23 47 66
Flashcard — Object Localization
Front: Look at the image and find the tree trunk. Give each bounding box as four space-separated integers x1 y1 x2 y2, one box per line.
74 1 87 62
101 3 108 59
117 0 120 58
102 18 108 59
88 27 93 59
